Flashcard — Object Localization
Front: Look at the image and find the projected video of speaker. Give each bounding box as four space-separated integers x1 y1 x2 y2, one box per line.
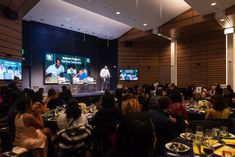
44 52 94 84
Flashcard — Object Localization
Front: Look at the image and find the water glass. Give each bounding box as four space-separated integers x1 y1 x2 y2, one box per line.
220 126 229 137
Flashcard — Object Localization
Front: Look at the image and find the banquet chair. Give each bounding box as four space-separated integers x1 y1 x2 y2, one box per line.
189 120 220 133
207 118 235 134
0 126 12 152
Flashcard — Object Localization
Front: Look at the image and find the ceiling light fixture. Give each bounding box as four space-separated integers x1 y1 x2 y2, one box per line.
116 12 120 15
224 27 234 35
211 2 216 6
143 23 147 26
220 18 225 22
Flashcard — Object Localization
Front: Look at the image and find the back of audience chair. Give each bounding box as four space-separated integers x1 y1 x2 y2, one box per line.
0 127 12 152
189 120 220 133
207 118 235 134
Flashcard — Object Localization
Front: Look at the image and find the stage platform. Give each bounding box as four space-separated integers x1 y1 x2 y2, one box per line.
72 90 114 104
73 91 105 97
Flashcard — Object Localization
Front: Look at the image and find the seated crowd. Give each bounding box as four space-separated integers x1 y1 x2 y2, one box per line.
0 82 234 157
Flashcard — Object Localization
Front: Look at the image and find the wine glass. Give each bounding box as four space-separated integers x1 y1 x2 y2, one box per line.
203 129 214 157
220 126 229 138
193 139 202 156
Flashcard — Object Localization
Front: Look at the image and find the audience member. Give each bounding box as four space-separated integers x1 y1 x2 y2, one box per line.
205 94 230 119
148 96 175 155
57 98 88 130
105 112 156 157
15 96 49 157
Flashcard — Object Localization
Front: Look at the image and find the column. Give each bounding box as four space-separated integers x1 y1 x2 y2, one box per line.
171 39 177 85
226 32 234 89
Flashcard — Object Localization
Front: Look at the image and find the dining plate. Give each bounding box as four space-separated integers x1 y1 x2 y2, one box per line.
165 142 190 153
180 133 195 141
220 133 235 139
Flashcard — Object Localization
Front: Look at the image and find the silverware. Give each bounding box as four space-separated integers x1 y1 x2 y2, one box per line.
166 152 178 156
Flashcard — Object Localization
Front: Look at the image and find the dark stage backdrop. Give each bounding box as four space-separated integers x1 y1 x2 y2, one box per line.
22 21 118 92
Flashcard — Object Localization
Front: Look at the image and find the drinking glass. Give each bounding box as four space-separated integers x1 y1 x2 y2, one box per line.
196 125 204 139
212 128 219 139
220 126 229 138
193 140 202 156
203 129 214 156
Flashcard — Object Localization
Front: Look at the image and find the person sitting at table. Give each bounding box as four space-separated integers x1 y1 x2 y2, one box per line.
56 98 88 130
44 88 62 110
58 86 72 104
105 112 156 157
205 94 230 120
15 96 50 157
74 68 88 80
91 93 122 154
121 93 142 116
168 91 188 120
148 96 176 156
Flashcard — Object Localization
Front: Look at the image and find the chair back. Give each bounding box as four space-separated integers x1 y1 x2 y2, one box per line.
189 120 219 133
207 118 235 134
0 127 12 151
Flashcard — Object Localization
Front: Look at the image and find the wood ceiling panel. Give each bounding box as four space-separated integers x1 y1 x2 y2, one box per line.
9 0 25 11
0 0 11 6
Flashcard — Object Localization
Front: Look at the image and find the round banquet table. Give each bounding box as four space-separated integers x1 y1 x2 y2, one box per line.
165 137 235 157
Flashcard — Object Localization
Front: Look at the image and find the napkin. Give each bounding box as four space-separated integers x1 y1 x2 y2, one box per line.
222 139 235 145
12 146 27 155
193 143 206 155
214 145 235 156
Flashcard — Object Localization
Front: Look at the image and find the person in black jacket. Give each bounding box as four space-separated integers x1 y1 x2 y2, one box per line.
91 93 122 155
148 96 176 156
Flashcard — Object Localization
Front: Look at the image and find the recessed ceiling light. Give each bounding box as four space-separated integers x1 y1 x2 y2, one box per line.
169 38 172 40
116 12 120 15
143 23 147 26
158 33 162 36
220 18 225 22
211 2 216 6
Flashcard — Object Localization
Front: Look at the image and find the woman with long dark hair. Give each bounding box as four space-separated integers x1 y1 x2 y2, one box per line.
106 112 156 157
205 94 230 119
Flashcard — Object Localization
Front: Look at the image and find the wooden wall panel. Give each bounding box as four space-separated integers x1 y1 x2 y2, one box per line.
118 41 159 87
177 30 226 87
118 32 171 87
158 45 171 83
0 0 39 87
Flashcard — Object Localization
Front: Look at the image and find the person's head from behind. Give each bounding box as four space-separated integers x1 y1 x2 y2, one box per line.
227 85 232 90
9 89 24 105
66 99 81 119
61 86 67 92
38 88 44 94
171 91 182 103
101 93 115 108
104 65 108 69
115 112 156 157
16 96 31 114
48 88 57 99
55 58 61 68
158 96 170 110
210 94 226 111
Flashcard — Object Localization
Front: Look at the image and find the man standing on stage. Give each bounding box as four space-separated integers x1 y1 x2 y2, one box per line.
100 66 110 91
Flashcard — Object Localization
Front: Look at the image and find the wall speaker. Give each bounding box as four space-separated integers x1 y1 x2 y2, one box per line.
125 41 133 47
3 7 18 20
